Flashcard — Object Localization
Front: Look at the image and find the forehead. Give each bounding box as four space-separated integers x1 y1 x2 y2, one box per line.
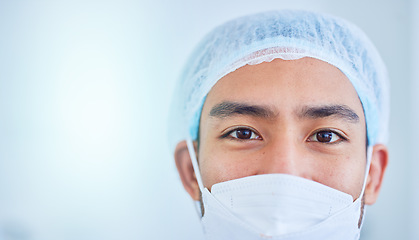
201 57 365 122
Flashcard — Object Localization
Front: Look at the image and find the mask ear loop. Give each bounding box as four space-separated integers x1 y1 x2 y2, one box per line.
186 137 205 190
359 146 373 199
357 145 373 229
186 137 205 217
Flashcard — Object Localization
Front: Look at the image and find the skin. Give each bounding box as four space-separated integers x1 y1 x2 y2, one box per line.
175 57 388 209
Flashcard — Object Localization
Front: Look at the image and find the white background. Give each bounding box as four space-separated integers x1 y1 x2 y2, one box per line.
0 0 416 239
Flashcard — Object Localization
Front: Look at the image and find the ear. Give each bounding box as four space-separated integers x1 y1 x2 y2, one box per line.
364 144 389 205
174 140 201 201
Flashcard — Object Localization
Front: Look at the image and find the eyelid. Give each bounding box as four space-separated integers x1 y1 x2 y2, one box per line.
220 126 262 140
307 128 349 143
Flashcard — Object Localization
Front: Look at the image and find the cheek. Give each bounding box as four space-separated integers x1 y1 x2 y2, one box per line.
199 145 259 189
317 154 365 199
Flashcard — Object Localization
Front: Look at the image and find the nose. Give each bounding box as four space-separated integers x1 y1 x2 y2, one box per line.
258 135 311 179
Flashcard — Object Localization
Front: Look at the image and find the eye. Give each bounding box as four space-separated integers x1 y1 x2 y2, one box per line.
307 130 345 143
227 128 262 140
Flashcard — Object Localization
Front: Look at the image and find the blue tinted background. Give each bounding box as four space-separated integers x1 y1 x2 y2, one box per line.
0 0 417 239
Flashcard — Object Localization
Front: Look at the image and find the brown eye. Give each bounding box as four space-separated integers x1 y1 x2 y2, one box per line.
316 131 333 142
237 129 251 139
308 130 343 143
229 128 261 140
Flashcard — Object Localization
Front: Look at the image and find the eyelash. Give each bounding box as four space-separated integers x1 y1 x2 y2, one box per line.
221 127 262 141
307 129 348 144
221 127 347 144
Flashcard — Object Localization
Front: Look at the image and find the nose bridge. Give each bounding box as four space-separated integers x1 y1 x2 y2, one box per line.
261 130 305 177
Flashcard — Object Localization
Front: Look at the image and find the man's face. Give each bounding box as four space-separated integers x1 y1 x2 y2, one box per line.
198 57 367 200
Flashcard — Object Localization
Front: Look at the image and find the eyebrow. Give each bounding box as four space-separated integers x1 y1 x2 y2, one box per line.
298 105 360 123
209 101 276 119
210 101 360 123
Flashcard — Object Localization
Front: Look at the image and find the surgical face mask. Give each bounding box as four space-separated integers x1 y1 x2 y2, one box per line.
186 138 372 240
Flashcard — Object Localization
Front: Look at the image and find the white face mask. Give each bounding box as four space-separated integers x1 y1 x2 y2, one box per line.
186 139 372 240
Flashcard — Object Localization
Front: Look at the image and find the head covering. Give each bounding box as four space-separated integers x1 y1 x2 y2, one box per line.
169 10 389 150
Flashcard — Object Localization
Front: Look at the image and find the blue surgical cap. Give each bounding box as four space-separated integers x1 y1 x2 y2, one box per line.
169 10 390 150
